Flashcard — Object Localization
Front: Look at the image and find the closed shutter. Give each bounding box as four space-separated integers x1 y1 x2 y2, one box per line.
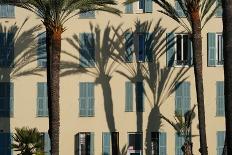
125 4 133 13
136 82 144 112
145 33 153 62
87 83 94 116
217 131 225 155
44 133 51 155
0 5 14 18
208 33 216 66
125 32 133 62
90 133 94 155
216 81 225 116
79 82 87 116
175 1 185 17
175 83 183 116
175 134 184 155
79 11 95 18
125 81 133 112
37 83 47 117
144 0 153 13
103 132 111 155
183 82 190 115
159 132 167 155
37 32 47 67
166 33 175 67
216 0 222 17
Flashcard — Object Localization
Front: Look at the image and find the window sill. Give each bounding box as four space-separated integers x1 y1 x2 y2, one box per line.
79 17 96 19
174 65 191 68
0 17 15 19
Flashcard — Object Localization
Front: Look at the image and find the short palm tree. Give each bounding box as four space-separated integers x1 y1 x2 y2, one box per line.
222 0 232 154
12 127 43 155
124 0 219 154
1 1 121 154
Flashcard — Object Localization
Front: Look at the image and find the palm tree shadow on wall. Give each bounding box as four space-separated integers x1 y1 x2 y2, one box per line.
61 22 121 155
111 18 190 154
0 17 42 154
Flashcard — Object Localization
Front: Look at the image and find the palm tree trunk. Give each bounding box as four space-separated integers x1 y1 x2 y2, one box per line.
222 0 232 154
190 12 208 155
48 27 62 155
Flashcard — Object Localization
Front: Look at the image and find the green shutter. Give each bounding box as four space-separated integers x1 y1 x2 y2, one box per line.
175 1 185 17
208 33 216 66
175 83 183 116
125 32 133 62
167 33 175 67
125 4 133 13
90 133 94 155
103 132 111 155
37 32 47 67
44 133 51 155
37 83 47 117
145 33 153 62
136 82 144 112
0 5 15 18
183 82 190 115
87 83 94 116
145 0 153 13
125 82 133 112
159 132 167 155
175 134 184 155
216 0 222 17
79 82 87 116
217 131 225 155
216 81 225 116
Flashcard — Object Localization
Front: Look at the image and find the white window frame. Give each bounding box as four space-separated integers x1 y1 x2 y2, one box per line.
216 33 223 66
135 0 144 13
174 33 190 67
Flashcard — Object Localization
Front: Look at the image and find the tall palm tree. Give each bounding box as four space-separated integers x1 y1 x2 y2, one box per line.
124 0 218 154
1 1 121 154
222 0 232 154
12 127 44 155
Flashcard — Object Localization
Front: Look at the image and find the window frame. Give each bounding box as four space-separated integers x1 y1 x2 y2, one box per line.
128 132 143 154
215 33 223 66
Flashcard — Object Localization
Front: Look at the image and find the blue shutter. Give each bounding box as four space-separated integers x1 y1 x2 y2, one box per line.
145 33 153 62
79 82 87 116
175 83 183 116
216 0 222 17
145 0 153 13
159 132 167 155
125 82 133 112
183 82 190 115
216 81 225 116
125 32 133 62
175 134 184 155
103 132 111 155
217 131 225 155
136 82 144 112
10 83 13 117
175 1 185 17
90 133 94 155
208 33 216 66
37 83 47 117
44 133 51 155
37 32 47 67
87 83 94 116
79 11 95 18
167 33 175 67
125 4 133 14
0 5 15 18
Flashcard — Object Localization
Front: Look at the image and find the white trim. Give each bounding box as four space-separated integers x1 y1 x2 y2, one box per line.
215 33 223 66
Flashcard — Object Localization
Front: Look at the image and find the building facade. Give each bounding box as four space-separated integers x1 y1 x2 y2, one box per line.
0 1 225 155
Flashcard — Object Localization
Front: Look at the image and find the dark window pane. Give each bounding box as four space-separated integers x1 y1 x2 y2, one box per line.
183 35 189 61
138 34 145 61
176 35 182 61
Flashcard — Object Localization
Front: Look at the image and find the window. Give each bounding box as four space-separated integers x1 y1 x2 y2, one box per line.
175 82 190 116
79 82 94 117
102 132 119 155
0 132 12 155
37 32 47 67
125 4 133 14
151 132 167 155
216 0 222 17
0 5 15 18
40 132 51 155
166 33 192 67
217 131 227 155
0 33 14 68
175 133 185 155
75 132 94 155
134 0 153 13
125 81 144 112
128 132 143 155
79 11 95 19
216 81 224 116
0 82 13 117
79 33 95 67
37 82 48 117
208 33 223 66
137 33 153 62
125 32 134 62
175 1 185 17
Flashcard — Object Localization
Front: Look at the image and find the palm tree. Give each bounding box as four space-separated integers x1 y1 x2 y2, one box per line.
161 105 196 155
124 0 218 154
222 0 232 154
12 127 44 155
1 1 121 154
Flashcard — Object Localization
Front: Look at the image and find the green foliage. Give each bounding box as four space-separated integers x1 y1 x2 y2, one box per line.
12 127 44 155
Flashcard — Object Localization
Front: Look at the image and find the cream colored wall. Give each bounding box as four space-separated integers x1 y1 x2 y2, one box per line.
0 1 224 155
